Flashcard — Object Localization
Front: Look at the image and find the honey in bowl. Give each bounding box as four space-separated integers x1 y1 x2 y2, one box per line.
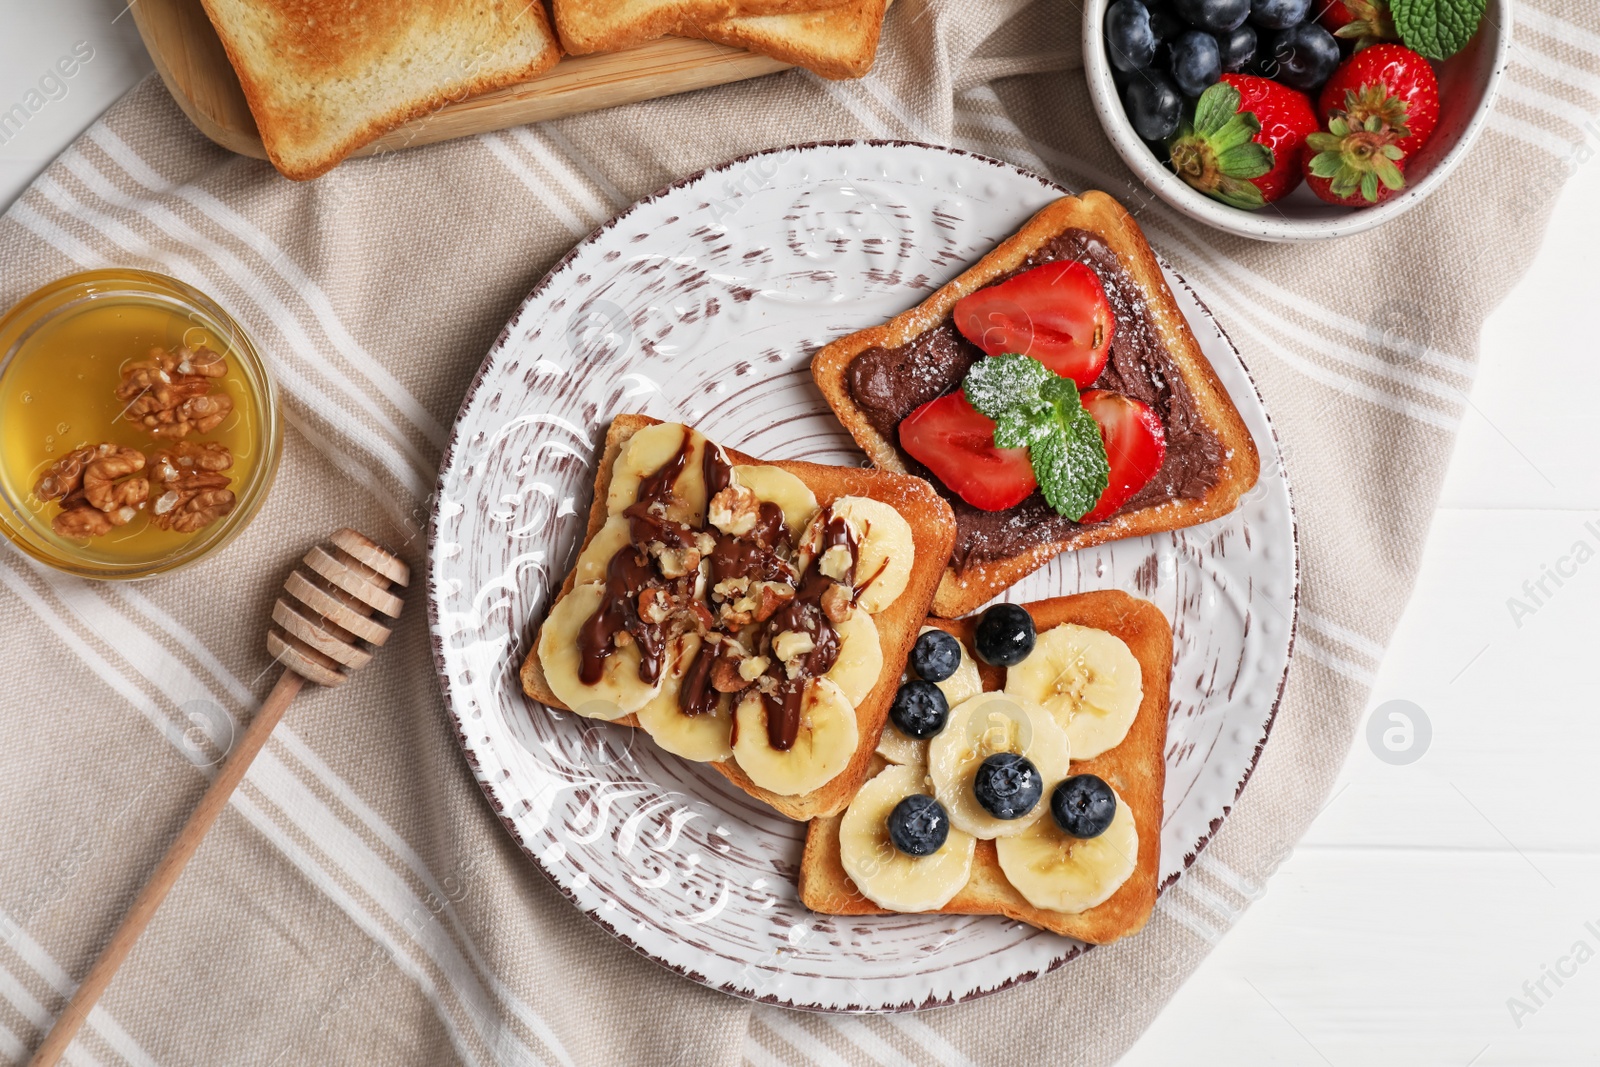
0 270 280 579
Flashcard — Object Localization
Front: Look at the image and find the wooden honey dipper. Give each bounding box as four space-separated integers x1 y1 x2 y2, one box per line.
29 529 408 1067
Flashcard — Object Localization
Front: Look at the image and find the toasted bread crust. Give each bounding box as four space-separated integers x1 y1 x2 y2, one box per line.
810 191 1260 617
798 590 1171 944
519 414 955 821
678 0 888 80
200 0 561 180
552 0 850 55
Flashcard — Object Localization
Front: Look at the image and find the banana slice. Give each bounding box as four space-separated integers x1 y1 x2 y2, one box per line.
733 464 818 536
732 678 858 796
571 516 633 586
876 626 978 767
928 693 1070 839
635 634 733 762
875 727 926 768
823 607 883 706
917 625 981 706
606 422 709 524
839 764 975 912
825 496 914 614
536 582 659 719
799 496 915 615
1004 624 1143 760
995 790 1138 914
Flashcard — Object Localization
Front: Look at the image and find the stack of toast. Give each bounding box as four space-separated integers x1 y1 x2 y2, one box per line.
520 190 1259 944
197 0 889 181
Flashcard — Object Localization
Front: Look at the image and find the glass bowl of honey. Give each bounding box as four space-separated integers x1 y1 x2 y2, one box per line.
0 269 281 579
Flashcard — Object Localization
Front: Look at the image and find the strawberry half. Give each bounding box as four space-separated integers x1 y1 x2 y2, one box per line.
952 260 1114 388
1316 0 1399 48
1167 76 1318 209
1079 390 1166 524
899 391 1037 511
1317 43 1440 158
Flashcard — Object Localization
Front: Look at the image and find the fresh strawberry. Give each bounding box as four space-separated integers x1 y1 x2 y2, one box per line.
952 261 1114 388
1167 76 1318 209
1316 0 1399 48
1079 390 1166 524
1302 110 1407 205
1317 43 1440 157
899 391 1037 511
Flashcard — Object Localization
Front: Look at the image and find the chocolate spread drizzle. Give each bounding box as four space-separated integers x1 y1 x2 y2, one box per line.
574 426 864 753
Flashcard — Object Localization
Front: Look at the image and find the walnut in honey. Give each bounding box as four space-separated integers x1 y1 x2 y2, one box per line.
117 345 234 440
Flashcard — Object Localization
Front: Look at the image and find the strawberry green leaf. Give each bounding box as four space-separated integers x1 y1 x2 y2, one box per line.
1392 0 1485 60
1193 83 1242 135
962 353 1109 520
1215 143 1274 179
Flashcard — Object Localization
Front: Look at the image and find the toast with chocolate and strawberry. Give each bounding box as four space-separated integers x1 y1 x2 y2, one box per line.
519 414 954 821
811 191 1259 617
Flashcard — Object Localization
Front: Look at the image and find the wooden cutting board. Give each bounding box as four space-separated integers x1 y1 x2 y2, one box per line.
131 0 791 163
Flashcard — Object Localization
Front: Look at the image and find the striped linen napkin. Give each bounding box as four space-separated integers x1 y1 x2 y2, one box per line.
1 1 1596 1063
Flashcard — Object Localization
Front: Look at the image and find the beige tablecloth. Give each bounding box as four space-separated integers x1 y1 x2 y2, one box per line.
2 1 1596 1063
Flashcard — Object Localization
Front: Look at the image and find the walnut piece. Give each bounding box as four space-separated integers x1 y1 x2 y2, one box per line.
820 581 854 624
117 346 234 440
39 444 150 540
81 446 148 512
148 442 236 533
708 485 760 537
53 504 137 539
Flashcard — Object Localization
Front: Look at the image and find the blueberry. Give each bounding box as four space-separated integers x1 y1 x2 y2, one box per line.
1051 774 1117 838
1147 2 1186 42
910 629 962 683
973 603 1036 667
1216 24 1256 71
887 794 950 856
890 680 949 739
1104 0 1159 73
1262 22 1340 90
1123 71 1184 141
972 753 1043 820
1249 0 1311 29
1173 0 1249 33
1169 30 1222 98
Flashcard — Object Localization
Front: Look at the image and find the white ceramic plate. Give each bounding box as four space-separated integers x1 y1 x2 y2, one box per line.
427 141 1298 1012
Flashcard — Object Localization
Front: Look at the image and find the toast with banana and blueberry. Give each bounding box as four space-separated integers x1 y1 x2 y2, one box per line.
519 415 954 821
797 590 1170 943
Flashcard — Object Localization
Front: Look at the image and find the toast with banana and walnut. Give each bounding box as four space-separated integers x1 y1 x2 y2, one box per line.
520 415 953 821
798 590 1169 943
811 191 1259 618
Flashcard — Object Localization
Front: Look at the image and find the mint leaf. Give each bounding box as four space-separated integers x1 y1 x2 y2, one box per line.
1392 0 1485 59
962 354 1110 521
1033 376 1110 519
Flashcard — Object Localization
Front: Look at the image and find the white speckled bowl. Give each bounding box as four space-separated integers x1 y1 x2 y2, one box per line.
1082 0 1511 241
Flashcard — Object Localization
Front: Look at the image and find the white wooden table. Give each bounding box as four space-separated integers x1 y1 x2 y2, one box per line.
4 2 1597 1062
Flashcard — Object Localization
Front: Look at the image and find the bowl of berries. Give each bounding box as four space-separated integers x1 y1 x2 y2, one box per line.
1086 0 1510 240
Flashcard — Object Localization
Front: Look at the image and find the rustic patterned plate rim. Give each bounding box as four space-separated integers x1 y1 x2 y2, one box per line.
426 140 1300 1012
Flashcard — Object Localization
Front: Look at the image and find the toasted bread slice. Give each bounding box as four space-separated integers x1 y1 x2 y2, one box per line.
798 590 1170 943
678 0 888 80
811 192 1260 617
520 414 955 821
553 0 848 55
197 0 560 181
